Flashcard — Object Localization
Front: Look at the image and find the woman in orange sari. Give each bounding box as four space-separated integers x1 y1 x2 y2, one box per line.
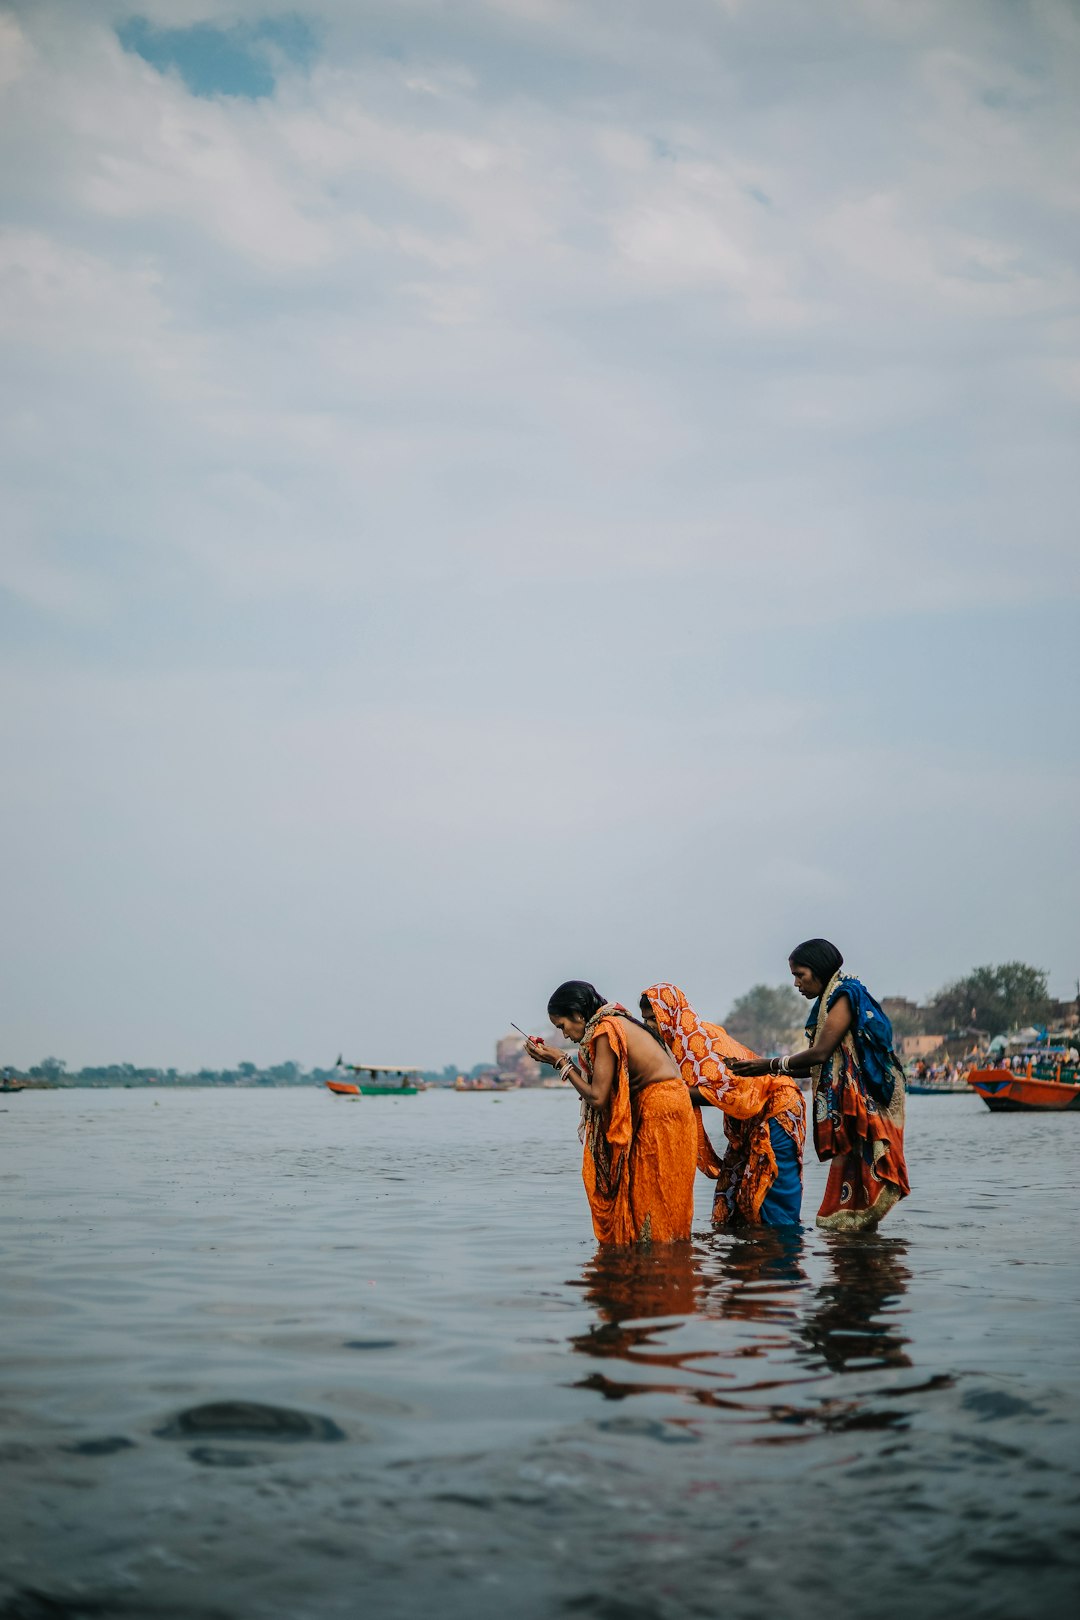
526 981 697 1246
640 983 805 1227
728 939 909 1231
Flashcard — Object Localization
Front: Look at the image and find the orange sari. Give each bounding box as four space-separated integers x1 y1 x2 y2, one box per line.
642 983 805 1226
578 1005 696 1247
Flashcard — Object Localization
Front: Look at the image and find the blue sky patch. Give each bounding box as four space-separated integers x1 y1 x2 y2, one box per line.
117 14 316 99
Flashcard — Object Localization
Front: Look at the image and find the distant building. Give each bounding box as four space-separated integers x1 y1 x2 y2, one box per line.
495 1033 543 1087
881 996 929 1036
882 997 921 1020
899 1034 945 1061
1048 998 1079 1031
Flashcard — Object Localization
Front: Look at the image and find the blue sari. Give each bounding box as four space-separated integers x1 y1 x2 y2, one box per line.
807 975 904 1118
808 972 909 1232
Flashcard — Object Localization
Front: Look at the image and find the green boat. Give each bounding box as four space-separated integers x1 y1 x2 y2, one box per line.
329 1060 424 1097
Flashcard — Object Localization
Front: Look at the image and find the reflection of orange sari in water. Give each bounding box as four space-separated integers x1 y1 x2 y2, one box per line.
569 1244 702 1399
642 983 805 1226
578 1004 696 1246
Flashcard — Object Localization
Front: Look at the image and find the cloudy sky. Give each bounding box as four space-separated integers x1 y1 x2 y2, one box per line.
1 0 1078 1070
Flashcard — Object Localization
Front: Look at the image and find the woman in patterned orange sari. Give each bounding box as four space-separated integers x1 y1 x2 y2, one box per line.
526 981 697 1246
640 983 805 1227
728 939 909 1232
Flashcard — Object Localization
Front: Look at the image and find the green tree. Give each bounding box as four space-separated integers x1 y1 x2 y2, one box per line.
928 962 1051 1036
30 1056 68 1083
268 1060 302 1084
724 984 804 1054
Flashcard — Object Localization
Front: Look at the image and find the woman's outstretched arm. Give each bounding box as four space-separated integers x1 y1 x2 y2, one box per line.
727 996 853 1079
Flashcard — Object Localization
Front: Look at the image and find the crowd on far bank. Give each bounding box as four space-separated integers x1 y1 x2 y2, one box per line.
907 1059 970 1086
994 1047 1079 1071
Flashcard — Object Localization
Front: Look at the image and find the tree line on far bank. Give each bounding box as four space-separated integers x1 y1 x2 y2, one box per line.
1 1057 500 1088
724 962 1064 1055
5 963 1066 1083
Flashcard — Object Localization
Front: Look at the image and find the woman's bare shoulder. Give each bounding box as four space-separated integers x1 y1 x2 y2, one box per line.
623 1018 678 1076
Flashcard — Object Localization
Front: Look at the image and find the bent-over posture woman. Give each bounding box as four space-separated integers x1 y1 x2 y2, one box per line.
640 983 804 1227
728 939 909 1232
527 981 697 1246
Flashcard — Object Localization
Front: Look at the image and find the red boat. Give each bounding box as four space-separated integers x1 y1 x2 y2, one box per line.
325 1079 360 1097
966 1054 1080 1112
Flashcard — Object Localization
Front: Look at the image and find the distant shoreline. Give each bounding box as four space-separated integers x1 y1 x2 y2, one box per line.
1 1076 468 1090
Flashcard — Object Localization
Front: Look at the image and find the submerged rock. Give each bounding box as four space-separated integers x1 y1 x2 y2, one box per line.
62 1436 136 1457
187 1444 268 1468
154 1399 345 1443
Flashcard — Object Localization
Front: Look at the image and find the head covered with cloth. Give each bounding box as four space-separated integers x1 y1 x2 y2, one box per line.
640 982 804 1226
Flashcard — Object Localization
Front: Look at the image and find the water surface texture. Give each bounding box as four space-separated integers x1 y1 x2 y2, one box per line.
1 1089 1077 1619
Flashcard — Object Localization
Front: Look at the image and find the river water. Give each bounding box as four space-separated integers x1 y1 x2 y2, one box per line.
1 1088 1077 1620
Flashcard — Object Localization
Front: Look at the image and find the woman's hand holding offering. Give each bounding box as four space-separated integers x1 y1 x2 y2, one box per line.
525 1037 565 1067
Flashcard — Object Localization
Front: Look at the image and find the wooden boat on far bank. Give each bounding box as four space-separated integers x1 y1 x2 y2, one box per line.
966 1054 1080 1112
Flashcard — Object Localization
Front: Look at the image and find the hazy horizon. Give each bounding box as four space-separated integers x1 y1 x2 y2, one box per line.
2 0 1078 1071
6 954 1076 1076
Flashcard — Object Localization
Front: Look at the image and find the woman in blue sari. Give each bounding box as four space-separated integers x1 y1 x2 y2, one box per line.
728 939 909 1231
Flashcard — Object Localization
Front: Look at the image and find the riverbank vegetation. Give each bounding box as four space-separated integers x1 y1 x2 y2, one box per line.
725 960 1062 1055
4 964 1067 1084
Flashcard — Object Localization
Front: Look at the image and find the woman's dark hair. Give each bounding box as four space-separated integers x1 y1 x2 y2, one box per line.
547 980 606 1022
789 938 844 985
